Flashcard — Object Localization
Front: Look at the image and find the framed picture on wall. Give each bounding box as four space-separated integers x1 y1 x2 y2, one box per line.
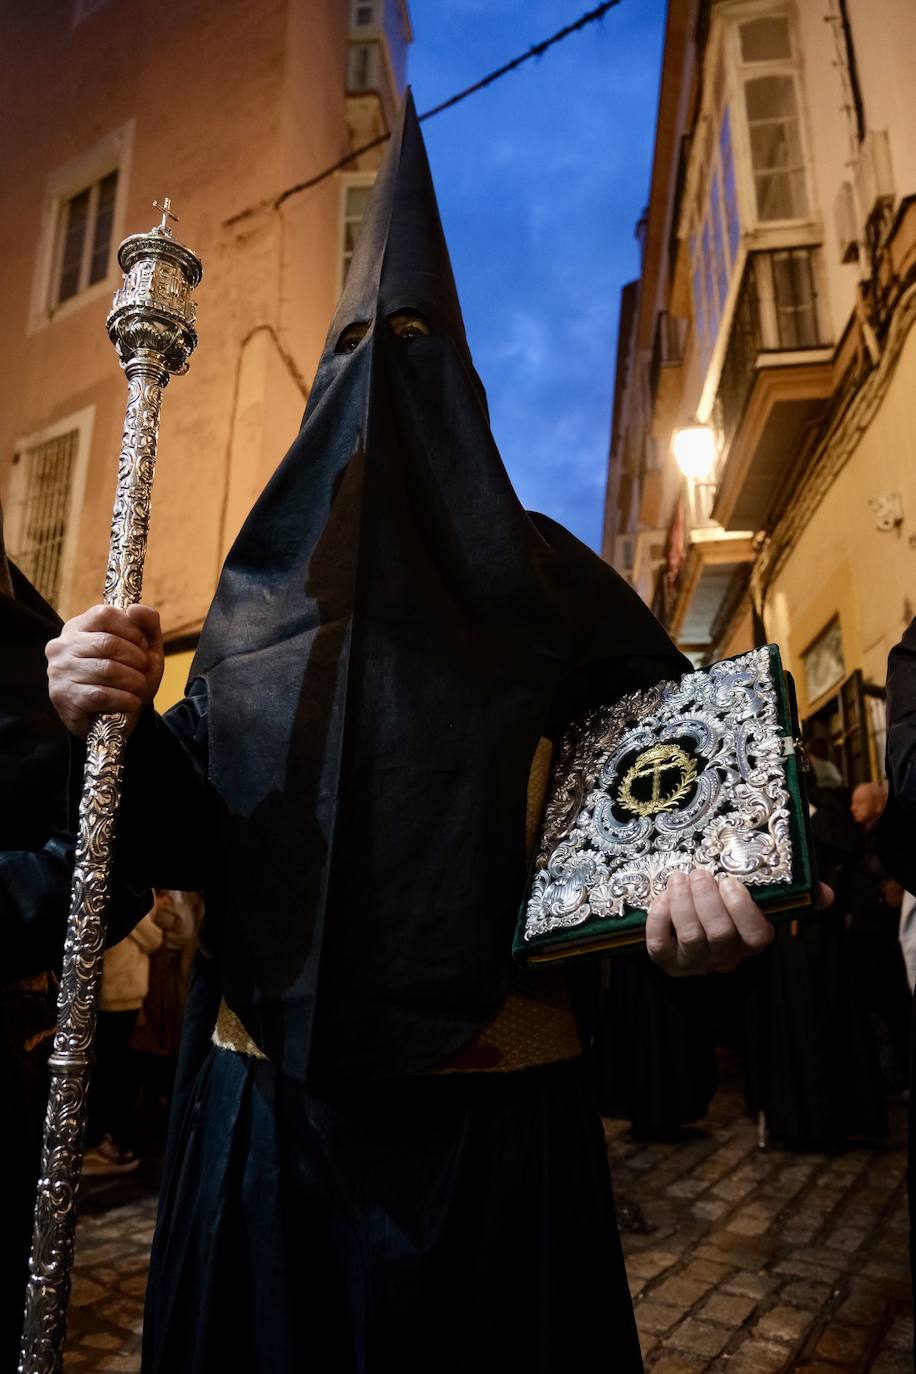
802 616 845 705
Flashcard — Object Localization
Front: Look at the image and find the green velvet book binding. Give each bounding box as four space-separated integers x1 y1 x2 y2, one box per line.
514 645 817 966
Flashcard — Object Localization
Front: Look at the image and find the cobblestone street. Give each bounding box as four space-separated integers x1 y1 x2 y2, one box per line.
63 1063 912 1373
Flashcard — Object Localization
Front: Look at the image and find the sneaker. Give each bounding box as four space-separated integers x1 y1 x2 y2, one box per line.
82 1135 140 1176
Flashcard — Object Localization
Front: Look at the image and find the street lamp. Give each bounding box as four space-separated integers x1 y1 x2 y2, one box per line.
672 421 717 482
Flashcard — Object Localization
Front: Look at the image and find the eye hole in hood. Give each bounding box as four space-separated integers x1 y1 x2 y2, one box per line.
335 309 433 355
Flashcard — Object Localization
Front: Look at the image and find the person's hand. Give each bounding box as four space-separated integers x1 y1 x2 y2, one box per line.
646 869 833 977
46 604 163 739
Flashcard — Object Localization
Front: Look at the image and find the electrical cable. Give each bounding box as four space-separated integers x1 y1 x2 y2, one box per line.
225 0 623 227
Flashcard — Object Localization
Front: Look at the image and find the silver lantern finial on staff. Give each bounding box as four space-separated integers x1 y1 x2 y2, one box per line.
20 201 202 1374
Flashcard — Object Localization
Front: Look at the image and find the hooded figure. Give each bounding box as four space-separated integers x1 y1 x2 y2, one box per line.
108 96 687 1373
122 94 684 1083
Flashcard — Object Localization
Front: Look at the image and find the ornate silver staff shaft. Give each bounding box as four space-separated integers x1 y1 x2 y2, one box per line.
20 199 202 1374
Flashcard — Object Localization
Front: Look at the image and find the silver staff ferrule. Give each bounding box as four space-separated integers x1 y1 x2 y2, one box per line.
19 199 202 1374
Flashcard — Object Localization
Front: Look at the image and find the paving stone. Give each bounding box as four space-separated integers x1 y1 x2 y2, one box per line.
79 1333 124 1350
118 1273 149 1297
779 1280 835 1308
653 1276 714 1308
791 1364 846 1374
668 1178 710 1199
627 1248 681 1279
698 1291 758 1327
69 1276 105 1307
635 1299 682 1334
813 1326 869 1363
754 1304 816 1343
726 1337 794 1373
668 1318 732 1357
833 1291 887 1325
680 1260 732 1286
727 1213 773 1237
824 1227 868 1253
869 1354 913 1374
862 1259 911 1282
883 1315 915 1350
780 1229 818 1246
646 1355 711 1374
693 1198 730 1221
723 1271 778 1300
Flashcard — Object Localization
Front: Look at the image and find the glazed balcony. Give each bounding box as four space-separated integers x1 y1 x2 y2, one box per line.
711 246 834 531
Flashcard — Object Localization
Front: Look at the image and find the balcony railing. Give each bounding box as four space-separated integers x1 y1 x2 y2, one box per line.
714 247 827 447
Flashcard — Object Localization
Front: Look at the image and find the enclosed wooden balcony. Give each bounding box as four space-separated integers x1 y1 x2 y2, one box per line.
711 246 834 531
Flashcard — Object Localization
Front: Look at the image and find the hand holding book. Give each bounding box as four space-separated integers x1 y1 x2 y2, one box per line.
644 867 833 978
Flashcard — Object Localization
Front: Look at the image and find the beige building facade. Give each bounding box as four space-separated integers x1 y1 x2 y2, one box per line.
605 0 916 783
0 0 410 705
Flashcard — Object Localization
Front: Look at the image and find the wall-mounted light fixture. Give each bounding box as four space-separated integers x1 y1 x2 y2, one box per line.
672 420 717 482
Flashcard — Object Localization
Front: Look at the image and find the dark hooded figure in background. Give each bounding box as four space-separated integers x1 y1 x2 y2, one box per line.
875 616 916 1354
47 97 775 1374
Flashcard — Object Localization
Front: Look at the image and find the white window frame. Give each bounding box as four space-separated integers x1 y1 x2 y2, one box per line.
29 120 134 334
4 406 95 617
681 1 822 410
723 3 817 235
337 171 376 291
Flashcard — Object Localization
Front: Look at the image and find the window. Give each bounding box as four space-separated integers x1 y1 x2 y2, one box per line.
739 15 791 62
53 171 118 307
340 178 375 284
5 409 94 613
770 248 818 347
744 76 807 221
30 122 132 333
348 42 375 91
351 0 376 25
689 110 741 373
737 15 808 224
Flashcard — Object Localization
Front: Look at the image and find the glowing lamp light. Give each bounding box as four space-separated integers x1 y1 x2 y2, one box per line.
672 422 717 482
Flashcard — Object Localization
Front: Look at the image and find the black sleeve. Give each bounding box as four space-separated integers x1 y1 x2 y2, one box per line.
876 619 916 889
0 833 149 983
114 676 217 891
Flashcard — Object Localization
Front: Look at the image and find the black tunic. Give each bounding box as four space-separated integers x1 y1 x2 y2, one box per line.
875 616 916 1354
116 94 686 1373
742 785 887 1149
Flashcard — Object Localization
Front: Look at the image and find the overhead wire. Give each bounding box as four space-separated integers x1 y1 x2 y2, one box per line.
225 0 623 227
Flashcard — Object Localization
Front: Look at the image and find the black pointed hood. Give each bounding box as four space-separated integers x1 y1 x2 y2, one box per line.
188 94 684 1082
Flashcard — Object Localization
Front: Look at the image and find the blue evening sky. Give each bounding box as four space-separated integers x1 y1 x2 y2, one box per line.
408 0 667 549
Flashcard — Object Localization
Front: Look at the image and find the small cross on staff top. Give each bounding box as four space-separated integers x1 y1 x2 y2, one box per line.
153 197 179 233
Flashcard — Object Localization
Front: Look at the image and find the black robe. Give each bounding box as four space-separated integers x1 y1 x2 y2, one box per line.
875 615 916 1353
742 783 887 1149
116 94 687 1373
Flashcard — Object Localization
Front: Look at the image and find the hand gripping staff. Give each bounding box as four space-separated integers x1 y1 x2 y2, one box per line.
19 199 202 1374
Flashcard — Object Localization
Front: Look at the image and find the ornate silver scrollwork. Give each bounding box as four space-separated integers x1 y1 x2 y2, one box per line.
20 202 201 1374
522 646 796 942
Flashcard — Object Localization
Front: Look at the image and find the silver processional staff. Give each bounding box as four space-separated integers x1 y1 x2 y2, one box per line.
20 199 202 1374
